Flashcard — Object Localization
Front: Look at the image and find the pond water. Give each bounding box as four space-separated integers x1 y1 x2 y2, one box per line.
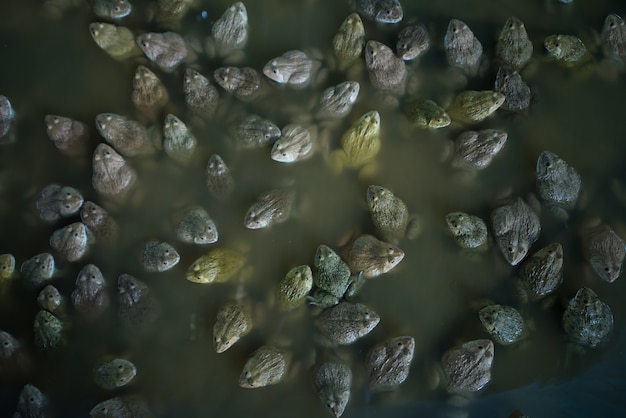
0 0 625 417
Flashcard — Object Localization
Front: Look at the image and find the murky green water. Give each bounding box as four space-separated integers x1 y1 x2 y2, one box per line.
1 0 625 417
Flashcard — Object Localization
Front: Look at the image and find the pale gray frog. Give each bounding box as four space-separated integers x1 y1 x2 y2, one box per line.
49 221 92 262
343 234 404 279
367 185 420 245
445 212 488 250
209 2 248 57
491 197 541 266
479 304 527 345
72 264 110 320
37 285 66 317
314 301 379 346
239 345 288 388
600 14 626 63
214 66 263 101
36 184 84 222
20 253 55 290
141 240 180 272
89 395 152 417
136 31 188 73
536 151 581 220
184 68 218 120
332 13 365 71
440 339 494 393
309 245 363 308
93 358 137 390
244 188 296 229
317 81 360 119
444 19 483 76
263 50 317 87
495 16 533 70
232 114 281 149
271 124 314 163
89 22 141 60
367 335 415 391
13 384 50 418
213 301 252 353
365 40 407 94
447 90 505 124
163 113 197 164
44 114 89 155
91 0 132 20
518 243 563 301
313 359 352 418
206 154 234 200
450 129 507 171
396 24 430 61
494 65 531 112
356 0 403 24
581 223 625 283
117 274 159 327
80 201 119 243
175 206 218 244
275 265 313 312
92 143 136 199
563 287 613 348
95 113 154 157
0 95 14 142
131 65 169 120
33 310 65 351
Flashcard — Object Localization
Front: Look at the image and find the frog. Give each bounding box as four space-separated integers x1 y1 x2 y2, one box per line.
450 129 508 171
518 242 563 302
313 359 352 418
445 212 488 250
163 113 197 164
95 113 155 157
365 40 407 94
232 114 281 149
544 35 592 68
49 221 92 262
405 98 451 128
184 68 219 120
443 19 484 77
89 395 152 417
131 65 169 120
136 31 188 73
0 330 20 361
13 384 50 418
396 24 430 61
80 201 119 243
20 253 55 290
581 223 625 283
92 143 137 200
600 13 626 63
214 66 263 102
263 50 316 87
356 0 403 24
0 95 15 142
206 154 234 200
271 124 314 163
309 245 363 308
536 151 581 220
154 0 194 30
314 301 380 346
563 287 613 348
367 184 421 245
491 197 541 266
175 206 218 244
0 254 15 293
495 16 533 70
117 274 159 327
317 81 360 120
447 90 505 124
275 265 313 312
89 22 141 60
44 114 89 155
239 345 288 388
494 65 531 112
331 13 365 71
33 309 65 350
329 110 380 176
186 247 244 284
367 335 415 391
479 304 527 345
213 301 252 353
141 240 180 272
37 285 66 317
244 188 296 229
439 339 494 393
36 183 84 222
72 264 110 320
93 358 137 390
343 234 404 279
91 0 132 20
208 2 248 58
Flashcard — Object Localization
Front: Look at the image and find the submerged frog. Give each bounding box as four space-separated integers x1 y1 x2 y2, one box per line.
244 188 296 229
536 151 581 220
495 16 533 70
233 114 281 149
95 113 154 157
136 31 188 72
89 395 152 417
447 90 505 124
37 285 66 317
313 359 352 418
444 19 483 76
314 301 380 346
0 254 16 291
91 0 132 20
367 185 420 244
206 154 235 200
440 339 494 393
154 0 194 29
89 22 140 60
544 35 591 67
49 221 91 262
275 265 313 312
20 253 55 289
131 65 169 120
491 197 541 266
93 358 137 390
406 99 450 128
80 201 118 243
33 309 65 351
367 335 415 391
72 264 110 320
271 124 314 163
0 95 15 142
309 245 363 308
44 114 89 155
600 14 626 63
479 304 527 345
141 240 180 272
239 345 288 388
563 287 613 348
450 129 508 171
0 330 21 361
356 0 403 24
445 212 488 250
13 384 50 418
518 243 563 302
175 206 218 244
317 81 360 119
209 2 248 57
184 68 219 119
343 234 404 279
494 65 531 112
329 110 380 176
365 40 407 94
263 50 316 87
214 66 263 102
92 143 136 199
117 274 159 327
213 301 252 353
36 183 84 222
581 223 625 283
186 247 244 284
332 13 365 70
396 24 430 61
163 113 197 164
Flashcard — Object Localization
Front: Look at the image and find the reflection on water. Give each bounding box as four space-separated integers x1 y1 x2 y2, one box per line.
0 0 625 417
